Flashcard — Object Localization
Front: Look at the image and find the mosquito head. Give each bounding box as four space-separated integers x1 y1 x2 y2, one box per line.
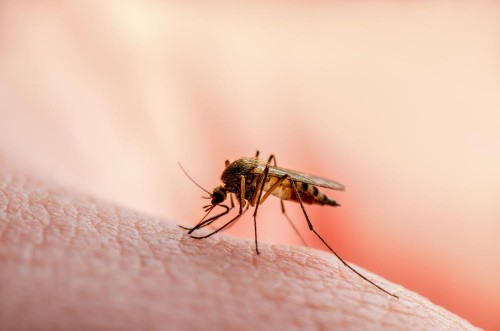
211 186 226 205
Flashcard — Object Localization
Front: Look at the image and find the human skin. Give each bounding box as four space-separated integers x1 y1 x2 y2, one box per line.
0 168 478 330
1 2 499 328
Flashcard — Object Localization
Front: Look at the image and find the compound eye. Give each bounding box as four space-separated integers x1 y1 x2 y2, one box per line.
211 187 226 204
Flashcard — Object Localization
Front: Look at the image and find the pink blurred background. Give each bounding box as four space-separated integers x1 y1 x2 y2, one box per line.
1 1 499 329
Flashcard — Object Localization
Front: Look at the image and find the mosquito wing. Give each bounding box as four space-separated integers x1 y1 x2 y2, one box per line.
256 163 346 191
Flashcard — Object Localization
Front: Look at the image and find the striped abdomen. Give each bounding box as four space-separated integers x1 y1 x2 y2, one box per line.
263 177 339 206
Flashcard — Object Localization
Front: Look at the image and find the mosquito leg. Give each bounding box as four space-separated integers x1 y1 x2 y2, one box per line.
186 204 232 234
250 154 276 254
258 174 288 205
192 176 249 235
219 201 250 232
179 205 218 232
267 154 276 165
289 179 398 298
190 208 247 239
192 208 231 231
280 200 309 247
267 156 309 247
251 154 275 206
229 193 235 209
239 175 246 214
254 172 309 246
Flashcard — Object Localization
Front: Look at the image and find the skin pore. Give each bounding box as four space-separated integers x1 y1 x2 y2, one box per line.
0 167 478 330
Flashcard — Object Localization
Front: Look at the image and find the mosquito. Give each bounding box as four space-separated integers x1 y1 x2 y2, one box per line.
179 151 398 298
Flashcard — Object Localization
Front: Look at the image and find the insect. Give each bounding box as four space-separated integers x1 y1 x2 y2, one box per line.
179 151 398 298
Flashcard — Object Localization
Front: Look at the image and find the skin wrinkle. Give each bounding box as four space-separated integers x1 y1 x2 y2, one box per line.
0 170 480 330
192 230 472 330
0 180 8 208
46 198 75 262
116 205 127 265
0 190 11 242
133 219 170 276
94 205 122 267
26 193 50 247
4 192 15 217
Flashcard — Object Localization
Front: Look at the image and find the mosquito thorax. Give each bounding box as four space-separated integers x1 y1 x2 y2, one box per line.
221 157 259 190
211 186 227 204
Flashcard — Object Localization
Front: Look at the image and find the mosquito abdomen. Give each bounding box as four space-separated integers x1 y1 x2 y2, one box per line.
296 182 340 206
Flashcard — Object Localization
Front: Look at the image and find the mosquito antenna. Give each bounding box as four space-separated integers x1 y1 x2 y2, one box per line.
178 162 211 195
